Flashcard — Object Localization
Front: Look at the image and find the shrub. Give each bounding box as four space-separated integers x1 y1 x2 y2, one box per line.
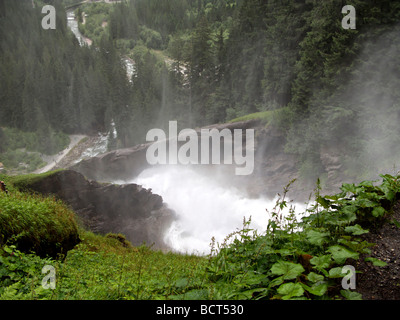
0 150 46 172
140 26 163 49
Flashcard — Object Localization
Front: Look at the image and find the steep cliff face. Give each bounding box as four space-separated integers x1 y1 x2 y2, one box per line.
24 170 175 249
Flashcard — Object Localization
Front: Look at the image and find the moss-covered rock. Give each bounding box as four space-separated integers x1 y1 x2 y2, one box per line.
0 187 80 258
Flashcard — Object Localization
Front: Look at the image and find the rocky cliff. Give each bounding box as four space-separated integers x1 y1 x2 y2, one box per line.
24 170 175 249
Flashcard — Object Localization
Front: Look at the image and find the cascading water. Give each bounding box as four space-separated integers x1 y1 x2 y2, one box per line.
130 166 304 255
67 10 85 46
73 132 110 164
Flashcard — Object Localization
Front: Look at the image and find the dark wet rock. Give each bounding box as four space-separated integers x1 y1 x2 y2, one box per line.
25 170 175 249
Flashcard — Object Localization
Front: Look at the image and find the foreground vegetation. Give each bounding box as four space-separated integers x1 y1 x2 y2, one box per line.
0 172 399 300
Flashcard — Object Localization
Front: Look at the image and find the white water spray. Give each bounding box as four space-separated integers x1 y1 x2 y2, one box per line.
130 166 304 255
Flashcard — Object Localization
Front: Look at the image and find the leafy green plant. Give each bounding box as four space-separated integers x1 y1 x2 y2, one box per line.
203 174 399 300
0 245 55 300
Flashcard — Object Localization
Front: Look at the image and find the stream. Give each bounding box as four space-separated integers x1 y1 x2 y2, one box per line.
67 10 85 46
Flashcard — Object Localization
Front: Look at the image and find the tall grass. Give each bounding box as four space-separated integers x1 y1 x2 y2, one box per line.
0 188 79 258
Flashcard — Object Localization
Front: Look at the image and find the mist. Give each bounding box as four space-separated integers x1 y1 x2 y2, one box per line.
330 24 400 181
351 25 400 177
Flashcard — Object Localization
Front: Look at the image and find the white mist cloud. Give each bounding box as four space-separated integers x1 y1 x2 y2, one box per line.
340 24 400 178
130 166 305 254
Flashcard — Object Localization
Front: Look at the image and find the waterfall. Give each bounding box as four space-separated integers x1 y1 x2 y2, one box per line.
130 166 304 255
67 10 85 46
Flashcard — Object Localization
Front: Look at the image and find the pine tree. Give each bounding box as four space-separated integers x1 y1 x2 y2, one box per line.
262 0 310 109
187 14 214 125
21 73 39 132
36 105 53 155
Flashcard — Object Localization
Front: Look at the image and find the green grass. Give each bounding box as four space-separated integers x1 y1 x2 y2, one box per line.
229 110 274 124
0 173 208 300
53 233 208 300
229 108 291 130
0 186 79 259
0 231 207 300
1 173 399 300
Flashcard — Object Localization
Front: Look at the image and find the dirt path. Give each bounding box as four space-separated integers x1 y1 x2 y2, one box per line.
34 135 87 174
355 201 400 299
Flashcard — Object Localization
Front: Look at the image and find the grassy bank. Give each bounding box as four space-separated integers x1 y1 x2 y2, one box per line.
0 176 79 258
229 108 291 131
0 172 399 300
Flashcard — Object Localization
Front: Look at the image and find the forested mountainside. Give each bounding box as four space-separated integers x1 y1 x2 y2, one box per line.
1 0 400 182
0 0 129 152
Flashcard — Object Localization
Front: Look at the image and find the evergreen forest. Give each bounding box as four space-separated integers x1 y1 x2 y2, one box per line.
1 0 400 180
